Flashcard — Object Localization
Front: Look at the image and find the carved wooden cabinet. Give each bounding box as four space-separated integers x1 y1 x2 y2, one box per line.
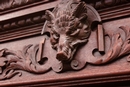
0 0 130 87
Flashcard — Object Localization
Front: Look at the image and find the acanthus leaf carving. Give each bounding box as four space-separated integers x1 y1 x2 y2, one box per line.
0 39 52 80
0 0 130 80
71 26 130 70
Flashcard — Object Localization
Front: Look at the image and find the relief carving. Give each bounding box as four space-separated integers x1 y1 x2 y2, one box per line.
86 0 129 10
0 41 51 80
44 1 90 62
42 0 102 62
0 0 37 10
0 0 130 80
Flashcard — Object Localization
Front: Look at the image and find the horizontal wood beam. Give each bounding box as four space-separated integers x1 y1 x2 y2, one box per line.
0 0 60 21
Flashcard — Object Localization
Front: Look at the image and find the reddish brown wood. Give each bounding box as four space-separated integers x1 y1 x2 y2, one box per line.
87 0 129 10
0 0 130 43
0 0 130 87
97 24 104 52
37 38 45 62
0 1 60 21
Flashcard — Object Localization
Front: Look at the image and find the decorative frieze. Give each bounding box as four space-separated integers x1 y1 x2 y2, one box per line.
0 0 129 81
86 0 129 10
0 0 47 11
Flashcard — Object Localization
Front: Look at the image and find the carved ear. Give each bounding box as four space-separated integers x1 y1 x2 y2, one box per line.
41 10 56 35
45 10 55 23
41 1 101 35
72 2 87 18
72 2 101 30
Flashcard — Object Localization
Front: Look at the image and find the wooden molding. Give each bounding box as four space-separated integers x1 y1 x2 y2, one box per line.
0 0 130 43
0 0 39 11
0 1 60 21
0 0 129 12
86 0 129 10
0 0 130 86
0 0 54 12
99 2 130 21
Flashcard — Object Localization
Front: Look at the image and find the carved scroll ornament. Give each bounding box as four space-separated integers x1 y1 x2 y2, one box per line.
0 0 130 80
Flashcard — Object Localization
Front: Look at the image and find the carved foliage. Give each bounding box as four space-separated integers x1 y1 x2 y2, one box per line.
0 44 51 80
0 25 129 80
0 0 130 80
71 26 130 70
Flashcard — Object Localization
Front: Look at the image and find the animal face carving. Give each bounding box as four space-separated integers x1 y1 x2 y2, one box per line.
44 1 91 62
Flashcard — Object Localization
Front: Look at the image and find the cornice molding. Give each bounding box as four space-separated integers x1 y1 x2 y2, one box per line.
0 11 46 43
86 0 129 10
0 0 129 14
0 24 43 43
0 11 45 30
99 3 130 21
0 0 52 11
0 0 130 86
0 0 32 10
1 72 130 86
0 0 130 21
0 0 59 43
0 0 130 83
0 0 130 42
0 0 59 20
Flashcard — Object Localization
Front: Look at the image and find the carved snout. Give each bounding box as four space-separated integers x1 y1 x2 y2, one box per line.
56 42 72 61
56 51 68 61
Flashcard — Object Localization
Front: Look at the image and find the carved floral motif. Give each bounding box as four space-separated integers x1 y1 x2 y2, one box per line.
0 43 52 80
0 0 130 80
0 25 129 80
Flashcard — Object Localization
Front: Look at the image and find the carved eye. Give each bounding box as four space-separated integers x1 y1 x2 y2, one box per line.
52 33 59 40
78 23 83 28
51 29 60 40
50 33 59 46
